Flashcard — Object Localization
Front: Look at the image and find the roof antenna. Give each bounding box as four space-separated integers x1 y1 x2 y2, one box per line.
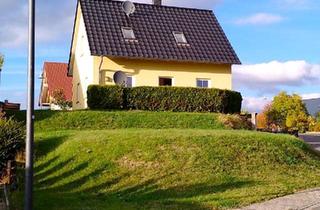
122 1 136 17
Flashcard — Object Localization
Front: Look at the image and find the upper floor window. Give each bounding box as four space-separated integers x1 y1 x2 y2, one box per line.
173 31 188 44
197 79 210 88
122 27 136 40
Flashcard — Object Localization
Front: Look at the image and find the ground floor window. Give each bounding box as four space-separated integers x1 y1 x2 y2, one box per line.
126 76 133 87
197 79 210 88
159 77 173 86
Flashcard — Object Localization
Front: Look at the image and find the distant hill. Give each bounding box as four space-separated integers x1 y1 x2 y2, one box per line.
303 98 320 116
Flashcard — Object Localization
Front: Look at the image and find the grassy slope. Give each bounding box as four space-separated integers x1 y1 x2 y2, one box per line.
11 111 320 210
8 110 225 130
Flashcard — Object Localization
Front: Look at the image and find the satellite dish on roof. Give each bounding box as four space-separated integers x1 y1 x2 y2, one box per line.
114 71 127 86
122 1 136 17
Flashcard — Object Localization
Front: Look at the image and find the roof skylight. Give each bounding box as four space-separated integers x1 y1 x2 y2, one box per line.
122 27 136 40
173 31 188 44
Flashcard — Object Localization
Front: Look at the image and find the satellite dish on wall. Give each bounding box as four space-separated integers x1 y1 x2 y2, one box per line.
114 71 127 86
122 1 136 17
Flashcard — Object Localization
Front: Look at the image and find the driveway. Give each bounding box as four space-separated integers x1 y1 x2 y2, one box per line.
299 133 320 152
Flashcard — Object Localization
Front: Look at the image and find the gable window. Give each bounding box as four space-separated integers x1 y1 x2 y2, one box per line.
173 31 188 44
122 27 136 40
126 76 134 88
159 77 173 86
197 79 210 88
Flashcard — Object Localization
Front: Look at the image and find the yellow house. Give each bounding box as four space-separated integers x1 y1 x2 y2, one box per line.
68 0 241 109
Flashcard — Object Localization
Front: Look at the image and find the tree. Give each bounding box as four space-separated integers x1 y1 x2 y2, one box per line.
257 104 271 129
0 54 4 70
265 92 309 132
316 112 320 122
52 89 72 110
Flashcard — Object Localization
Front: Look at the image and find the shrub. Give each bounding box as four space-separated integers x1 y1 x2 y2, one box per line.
87 85 242 113
0 114 25 172
52 89 72 110
87 85 124 110
218 114 252 130
309 117 320 132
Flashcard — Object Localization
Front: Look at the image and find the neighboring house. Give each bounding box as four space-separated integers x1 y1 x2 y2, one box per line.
39 62 73 110
304 98 320 117
68 0 241 109
0 100 20 112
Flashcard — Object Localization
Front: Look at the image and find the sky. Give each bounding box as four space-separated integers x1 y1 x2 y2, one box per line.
0 0 319 112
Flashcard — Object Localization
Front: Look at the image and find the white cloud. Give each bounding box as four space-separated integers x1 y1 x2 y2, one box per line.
242 93 320 113
0 0 221 49
242 97 271 113
234 13 284 25
301 93 320 100
233 60 320 94
0 0 76 49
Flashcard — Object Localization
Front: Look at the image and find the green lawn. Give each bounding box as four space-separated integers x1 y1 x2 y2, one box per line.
8 110 225 130
10 111 320 210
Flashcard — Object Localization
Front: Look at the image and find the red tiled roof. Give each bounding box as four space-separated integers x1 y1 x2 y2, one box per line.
44 62 72 101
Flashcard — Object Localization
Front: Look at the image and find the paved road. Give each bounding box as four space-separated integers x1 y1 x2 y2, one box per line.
300 133 320 152
238 188 320 210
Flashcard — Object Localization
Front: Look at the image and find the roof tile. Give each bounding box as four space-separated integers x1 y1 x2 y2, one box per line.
44 62 73 101
79 0 241 64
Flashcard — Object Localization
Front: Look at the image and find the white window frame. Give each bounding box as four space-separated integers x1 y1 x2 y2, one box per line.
126 75 135 87
121 27 136 40
173 31 188 44
196 79 211 88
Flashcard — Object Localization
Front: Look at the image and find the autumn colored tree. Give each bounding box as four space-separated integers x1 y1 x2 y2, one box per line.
52 89 72 110
265 92 309 132
316 112 320 122
257 104 271 129
0 54 4 70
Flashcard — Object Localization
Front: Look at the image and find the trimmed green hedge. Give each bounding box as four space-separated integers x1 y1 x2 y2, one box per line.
87 85 124 109
87 85 242 113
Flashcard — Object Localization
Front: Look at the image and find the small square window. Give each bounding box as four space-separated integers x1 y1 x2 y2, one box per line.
197 79 210 88
173 32 187 44
122 27 136 40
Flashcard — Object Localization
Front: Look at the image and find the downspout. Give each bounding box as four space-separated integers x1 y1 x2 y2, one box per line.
98 56 104 84
99 56 104 73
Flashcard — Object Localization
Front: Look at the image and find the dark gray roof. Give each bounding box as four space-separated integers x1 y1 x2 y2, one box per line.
304 98 320 116
79 0 241 64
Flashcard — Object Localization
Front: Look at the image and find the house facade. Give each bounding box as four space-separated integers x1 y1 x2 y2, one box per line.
39 62 73 110
68 0 241 109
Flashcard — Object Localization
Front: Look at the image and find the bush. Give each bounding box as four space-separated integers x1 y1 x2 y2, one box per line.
87 85 124 110
265 92 309 132
52 89 72 110
218 114 253 130
0 114 25 172
87 85 242 113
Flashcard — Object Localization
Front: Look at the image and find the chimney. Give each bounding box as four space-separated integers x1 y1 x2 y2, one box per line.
153 0 162 6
